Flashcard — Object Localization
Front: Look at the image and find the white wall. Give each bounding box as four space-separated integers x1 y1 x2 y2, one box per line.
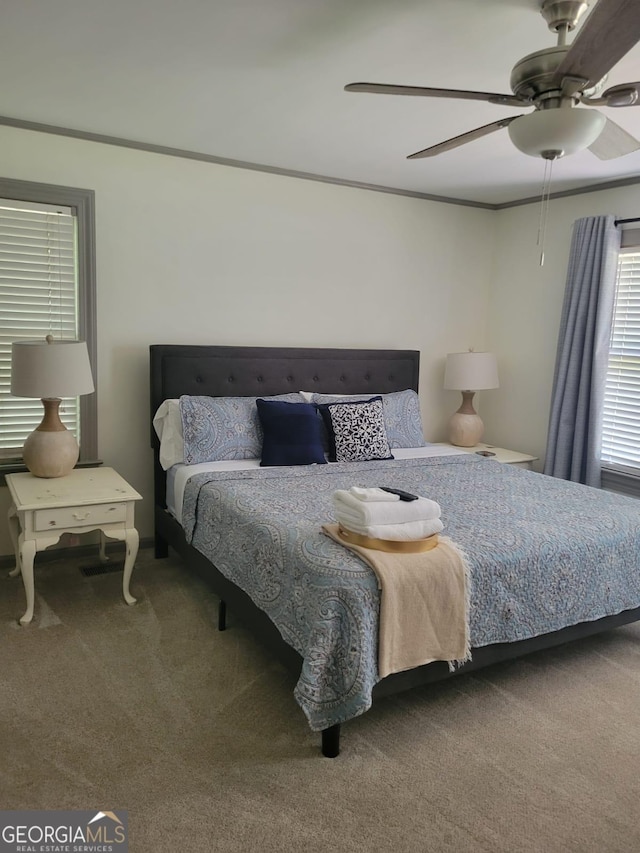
0 125 497 556
482 182 640 467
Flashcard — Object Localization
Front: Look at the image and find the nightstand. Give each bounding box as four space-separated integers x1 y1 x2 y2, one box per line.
439 442 538 470
6 467 142 625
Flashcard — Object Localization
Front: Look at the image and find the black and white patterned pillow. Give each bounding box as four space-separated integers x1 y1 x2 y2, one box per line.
311 389 426 448
318 397 394 462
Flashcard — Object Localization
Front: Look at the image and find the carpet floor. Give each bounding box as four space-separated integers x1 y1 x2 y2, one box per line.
1 546 639 853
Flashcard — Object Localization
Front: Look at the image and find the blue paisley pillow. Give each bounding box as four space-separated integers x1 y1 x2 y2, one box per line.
180 393 304 464
311 389 425 448
317 397 394 462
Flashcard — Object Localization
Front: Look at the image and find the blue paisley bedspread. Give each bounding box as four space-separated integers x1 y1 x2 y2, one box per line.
181 453 640 731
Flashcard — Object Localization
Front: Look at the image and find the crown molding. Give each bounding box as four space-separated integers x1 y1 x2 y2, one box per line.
0 114 493 210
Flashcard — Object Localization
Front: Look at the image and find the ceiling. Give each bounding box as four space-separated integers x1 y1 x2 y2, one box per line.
1 0 640 207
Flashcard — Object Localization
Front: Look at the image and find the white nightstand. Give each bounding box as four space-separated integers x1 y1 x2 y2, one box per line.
6 467 142 625
439 442 538 470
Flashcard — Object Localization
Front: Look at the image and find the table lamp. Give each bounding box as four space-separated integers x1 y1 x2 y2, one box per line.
444 350 499 447
11 336 95 478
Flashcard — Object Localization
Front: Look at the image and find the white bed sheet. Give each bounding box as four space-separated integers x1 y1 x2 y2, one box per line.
166 445 466 526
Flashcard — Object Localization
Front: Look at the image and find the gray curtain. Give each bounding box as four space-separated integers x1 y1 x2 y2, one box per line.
544 215 620 486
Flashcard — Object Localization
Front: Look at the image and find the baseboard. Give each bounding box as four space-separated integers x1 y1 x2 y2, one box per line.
0 536 155 570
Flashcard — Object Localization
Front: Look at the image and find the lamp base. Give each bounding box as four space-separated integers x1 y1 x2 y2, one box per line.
22 399 79 478
447 391 484 447
447 412 485 447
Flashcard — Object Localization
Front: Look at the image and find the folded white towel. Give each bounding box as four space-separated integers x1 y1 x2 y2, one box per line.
349 487 400 502
333 490 441 526
338 517 444 541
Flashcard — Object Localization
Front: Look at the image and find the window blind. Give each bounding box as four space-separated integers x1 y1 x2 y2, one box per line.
601 249 640 472
0 198 80 458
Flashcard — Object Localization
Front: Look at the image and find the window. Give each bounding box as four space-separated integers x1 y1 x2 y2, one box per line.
601 228 640 494
0 178 96 469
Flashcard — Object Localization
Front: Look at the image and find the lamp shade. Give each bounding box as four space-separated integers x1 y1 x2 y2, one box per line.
444 351 499 391
11 339 94 399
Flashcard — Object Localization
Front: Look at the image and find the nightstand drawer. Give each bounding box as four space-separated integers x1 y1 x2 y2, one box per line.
34 502 128 531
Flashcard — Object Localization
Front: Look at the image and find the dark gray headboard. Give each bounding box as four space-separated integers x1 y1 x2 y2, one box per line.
149 344 420 503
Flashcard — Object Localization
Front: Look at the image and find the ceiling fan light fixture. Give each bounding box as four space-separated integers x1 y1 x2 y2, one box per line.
508 108 606 158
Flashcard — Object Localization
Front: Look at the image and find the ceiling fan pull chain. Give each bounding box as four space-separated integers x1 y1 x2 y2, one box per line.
537 156 556 266
536 157 550 256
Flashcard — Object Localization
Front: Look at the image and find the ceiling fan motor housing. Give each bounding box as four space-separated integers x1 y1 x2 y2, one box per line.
510 45 607 105
511 46 574 101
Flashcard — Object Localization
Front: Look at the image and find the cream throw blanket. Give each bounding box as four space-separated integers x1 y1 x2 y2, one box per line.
322 524 471 678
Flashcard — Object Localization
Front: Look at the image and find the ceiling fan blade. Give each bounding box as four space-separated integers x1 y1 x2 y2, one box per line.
407 116 523 159
552 0 640 91
344 82 528 107
588 115 640 159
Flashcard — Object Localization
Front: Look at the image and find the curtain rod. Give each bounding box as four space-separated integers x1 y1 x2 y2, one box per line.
615 217 640 225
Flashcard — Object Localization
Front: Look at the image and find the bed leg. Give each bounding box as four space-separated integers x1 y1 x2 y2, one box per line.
218 600 227 631
154 534 168 559
321 724 341 758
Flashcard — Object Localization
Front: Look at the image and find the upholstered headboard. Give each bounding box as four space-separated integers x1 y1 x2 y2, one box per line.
149 344 420 504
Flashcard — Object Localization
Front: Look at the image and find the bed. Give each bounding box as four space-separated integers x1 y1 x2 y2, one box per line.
150 344 640 757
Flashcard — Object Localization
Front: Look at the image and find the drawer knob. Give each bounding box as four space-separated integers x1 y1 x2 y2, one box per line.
72 511 90 521
49 520 57 526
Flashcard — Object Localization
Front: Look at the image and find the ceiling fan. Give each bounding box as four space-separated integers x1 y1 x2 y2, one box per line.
344 0 640 161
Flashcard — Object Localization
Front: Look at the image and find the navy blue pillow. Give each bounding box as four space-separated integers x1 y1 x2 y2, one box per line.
256 399 327 467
